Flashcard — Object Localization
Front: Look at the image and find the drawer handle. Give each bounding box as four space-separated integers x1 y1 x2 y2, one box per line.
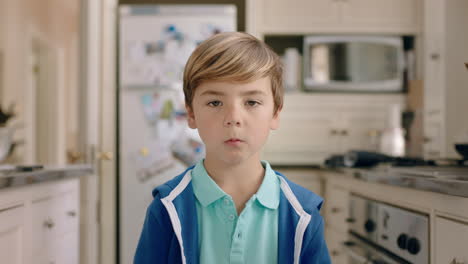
345 218 356 223
331 249 340 256
67 210 77 217
44 219 55 229
331 207 342 213
450 258 465 264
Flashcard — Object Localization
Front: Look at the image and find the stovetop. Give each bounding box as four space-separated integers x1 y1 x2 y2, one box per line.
388 166 468 181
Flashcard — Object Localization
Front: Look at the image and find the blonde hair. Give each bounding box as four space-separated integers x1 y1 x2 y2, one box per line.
183 32 283 114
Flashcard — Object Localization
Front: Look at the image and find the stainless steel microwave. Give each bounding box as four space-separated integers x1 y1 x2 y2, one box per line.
303 36 405 92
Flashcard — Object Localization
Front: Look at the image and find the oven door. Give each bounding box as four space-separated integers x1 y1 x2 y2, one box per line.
342 234 409 264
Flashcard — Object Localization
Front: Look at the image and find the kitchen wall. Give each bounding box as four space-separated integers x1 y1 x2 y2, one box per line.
0 0 80 164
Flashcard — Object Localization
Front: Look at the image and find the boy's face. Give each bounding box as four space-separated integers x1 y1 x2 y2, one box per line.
186 77 281 166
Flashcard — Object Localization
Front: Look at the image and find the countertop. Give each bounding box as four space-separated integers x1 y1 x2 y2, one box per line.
328 165 468 198
0 164 93 190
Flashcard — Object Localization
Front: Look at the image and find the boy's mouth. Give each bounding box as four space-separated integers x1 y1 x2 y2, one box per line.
224 138 243 145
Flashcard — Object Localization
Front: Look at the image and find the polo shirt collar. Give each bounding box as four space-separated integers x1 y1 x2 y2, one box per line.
256 161 280 209
191 160 280 209
191 159 226 207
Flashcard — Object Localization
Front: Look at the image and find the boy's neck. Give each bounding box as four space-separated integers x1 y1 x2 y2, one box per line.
203 156 265 214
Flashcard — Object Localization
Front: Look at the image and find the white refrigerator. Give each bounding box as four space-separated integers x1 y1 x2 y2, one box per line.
118 5 236 263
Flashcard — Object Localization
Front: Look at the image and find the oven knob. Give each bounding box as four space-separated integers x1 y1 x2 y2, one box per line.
365 219 376 233
397 234 408 249
407 237 421 255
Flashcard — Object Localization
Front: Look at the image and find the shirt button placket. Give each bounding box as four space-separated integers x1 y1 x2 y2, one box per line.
230 213 245 264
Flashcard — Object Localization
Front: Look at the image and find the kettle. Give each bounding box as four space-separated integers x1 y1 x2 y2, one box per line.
379 104 405 157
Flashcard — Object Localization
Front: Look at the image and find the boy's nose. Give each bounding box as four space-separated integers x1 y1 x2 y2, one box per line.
224 119 241 127
223 106 241 127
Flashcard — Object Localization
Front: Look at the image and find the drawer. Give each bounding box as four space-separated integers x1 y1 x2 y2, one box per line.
325 228 348 264
31 196 57 253
0 205 25 264
435 216 468 264
31 190 79 253
324 185 350 232
57 191 79 234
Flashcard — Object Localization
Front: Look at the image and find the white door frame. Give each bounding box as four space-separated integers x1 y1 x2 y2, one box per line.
79 0 118 263
99 0 118 263
79 0 101 264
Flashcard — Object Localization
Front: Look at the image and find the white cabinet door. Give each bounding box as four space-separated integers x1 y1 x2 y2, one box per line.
255 0 420 34
258 0 340 33
341 0 420 32
324 183 350 233
340 108 387 153
0 206 25 264
54 231 79 264
325 228 349 264
435 217 468 264
275 169 322 196
264 110 340 165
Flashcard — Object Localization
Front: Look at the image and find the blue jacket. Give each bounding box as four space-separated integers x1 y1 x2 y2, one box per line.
134 166 331 264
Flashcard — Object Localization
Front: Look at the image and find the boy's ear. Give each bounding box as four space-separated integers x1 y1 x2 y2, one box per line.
186 104 197 129
270 106 282 130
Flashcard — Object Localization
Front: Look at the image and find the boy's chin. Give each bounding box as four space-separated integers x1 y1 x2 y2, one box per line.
209 153 260 167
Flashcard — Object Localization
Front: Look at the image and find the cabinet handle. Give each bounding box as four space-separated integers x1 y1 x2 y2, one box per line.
423 137 432 143
430 53 440 60
331 207 342 213
450 258 465 264
67 210 77 217
345 217 356 223
330 129 339 135
44 218 55 229
367 129 380 137
331 249 340 256
340 130 348 136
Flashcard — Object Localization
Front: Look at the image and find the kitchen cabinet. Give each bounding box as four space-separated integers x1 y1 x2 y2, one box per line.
0 205 25 264
324 182 350 233
32 189 79 264
325 228 348 264
252 0 421 35
423 0 468 159
262 93 405 165
435 216 468 264
0 178 79 264
274 168 322 196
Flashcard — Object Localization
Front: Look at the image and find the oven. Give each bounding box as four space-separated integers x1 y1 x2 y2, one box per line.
341 194 429 264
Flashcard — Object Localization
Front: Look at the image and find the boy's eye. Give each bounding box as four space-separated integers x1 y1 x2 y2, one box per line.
207 101 222 107
246 100 260 107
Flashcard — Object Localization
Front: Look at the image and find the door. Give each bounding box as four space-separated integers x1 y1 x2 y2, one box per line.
0 206 25 264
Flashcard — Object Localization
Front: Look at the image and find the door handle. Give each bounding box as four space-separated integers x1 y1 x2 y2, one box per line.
98 151 114 161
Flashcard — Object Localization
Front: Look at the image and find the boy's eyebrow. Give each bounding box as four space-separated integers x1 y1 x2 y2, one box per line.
241 90 267 96
199 89 267 96
199 90 225 96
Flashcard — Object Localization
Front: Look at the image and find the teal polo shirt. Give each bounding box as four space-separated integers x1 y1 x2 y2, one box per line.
191 160 280 264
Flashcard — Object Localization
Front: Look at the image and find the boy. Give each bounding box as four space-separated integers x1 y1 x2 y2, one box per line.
134 32 330 264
